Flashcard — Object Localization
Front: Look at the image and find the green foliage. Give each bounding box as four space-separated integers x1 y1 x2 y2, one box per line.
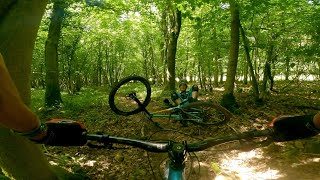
32 0 320 96
32 88 108 120
210 162 221 174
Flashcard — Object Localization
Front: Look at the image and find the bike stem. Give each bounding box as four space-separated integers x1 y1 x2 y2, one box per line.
167 141 187 179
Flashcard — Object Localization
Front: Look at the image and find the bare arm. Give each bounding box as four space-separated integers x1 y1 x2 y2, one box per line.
0 53 40 133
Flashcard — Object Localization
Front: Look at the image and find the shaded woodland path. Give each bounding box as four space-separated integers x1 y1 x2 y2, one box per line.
34 81 320 179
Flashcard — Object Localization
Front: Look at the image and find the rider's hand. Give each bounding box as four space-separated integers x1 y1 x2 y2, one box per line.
270 114 319 142
34 119 87 146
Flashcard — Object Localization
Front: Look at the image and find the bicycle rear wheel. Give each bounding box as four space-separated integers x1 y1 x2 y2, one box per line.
108 76 151 116
182 101 232 125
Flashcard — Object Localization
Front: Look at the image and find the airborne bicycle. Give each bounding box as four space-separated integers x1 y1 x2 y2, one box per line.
108 76 232 127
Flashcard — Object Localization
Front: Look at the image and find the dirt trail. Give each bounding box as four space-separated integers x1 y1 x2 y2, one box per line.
45 82 320 179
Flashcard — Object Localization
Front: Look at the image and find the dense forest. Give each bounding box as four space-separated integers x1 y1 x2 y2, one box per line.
30 0 320 107
0 0 320 179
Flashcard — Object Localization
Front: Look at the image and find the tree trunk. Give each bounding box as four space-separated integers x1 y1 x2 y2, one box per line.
184 42 190 80
45 0 65 106
69 35 81 93
150 46 156 84
213 29 220 87
0 0 58 179
243 62 248 84
208 58 213 92
105 44 111 86
221 0 240 110
165 8 181 91
240 23 260 100
213 56 219 87
261 42 274 97
202 69 207 91
142 45 149 79
40 63 45 89
198 62 203 89
161 8 168 84
97 41 103 86
219 62 224 83
285 57 290 80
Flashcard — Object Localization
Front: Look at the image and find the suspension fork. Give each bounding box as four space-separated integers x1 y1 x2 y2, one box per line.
128 92 163 129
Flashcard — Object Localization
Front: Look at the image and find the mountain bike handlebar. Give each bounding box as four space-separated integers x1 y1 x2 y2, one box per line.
85 129 274 153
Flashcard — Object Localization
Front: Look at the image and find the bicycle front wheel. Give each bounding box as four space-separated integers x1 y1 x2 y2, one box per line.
182 101 232 125
108 76 151 116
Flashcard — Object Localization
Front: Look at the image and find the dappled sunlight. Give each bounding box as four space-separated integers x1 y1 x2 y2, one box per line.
216 149 284 180
291 157 320 167
73 155 110 169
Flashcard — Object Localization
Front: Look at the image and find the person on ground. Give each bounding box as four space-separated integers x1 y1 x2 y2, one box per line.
171 81 199 105
164 81 199 107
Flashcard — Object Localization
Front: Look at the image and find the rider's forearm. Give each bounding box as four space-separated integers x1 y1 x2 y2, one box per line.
0 53 40 133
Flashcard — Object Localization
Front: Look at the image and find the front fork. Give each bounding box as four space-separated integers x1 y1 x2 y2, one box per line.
128 92 163 129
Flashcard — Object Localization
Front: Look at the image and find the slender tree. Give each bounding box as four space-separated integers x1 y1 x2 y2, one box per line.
45 0 66 106
221 0 240 110
240 23 260 100
165 4 182 91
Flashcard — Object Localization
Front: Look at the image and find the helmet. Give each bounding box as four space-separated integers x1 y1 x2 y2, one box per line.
179 81 188 88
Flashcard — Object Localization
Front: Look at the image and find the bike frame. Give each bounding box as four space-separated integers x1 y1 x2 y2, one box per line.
128 92 229 128
150 107 203 121
128 93 205 128
147 107 205 128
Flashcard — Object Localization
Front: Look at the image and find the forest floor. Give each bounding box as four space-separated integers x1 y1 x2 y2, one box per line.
32 80 320 180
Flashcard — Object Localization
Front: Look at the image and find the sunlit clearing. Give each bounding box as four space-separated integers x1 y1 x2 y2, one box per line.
274 74 317 81
216 149 284 180
212 87 225 92
49 161 58 166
